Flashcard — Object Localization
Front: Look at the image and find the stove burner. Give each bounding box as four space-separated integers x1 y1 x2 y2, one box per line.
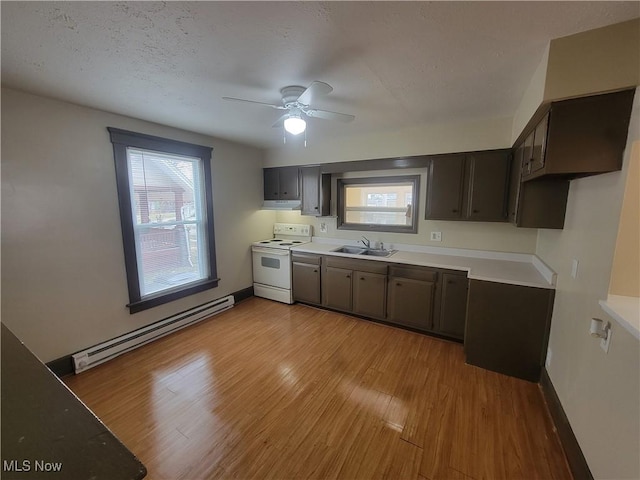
279 243 293 246
291 241 302 243
260 241 271 243
271 239 283 242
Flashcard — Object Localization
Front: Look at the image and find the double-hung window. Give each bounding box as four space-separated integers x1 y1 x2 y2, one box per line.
109 128 218 313
337 175 420 234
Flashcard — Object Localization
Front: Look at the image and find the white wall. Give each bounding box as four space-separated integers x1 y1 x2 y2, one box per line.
537 89 640 480
1 88 275 362
266 115 540 254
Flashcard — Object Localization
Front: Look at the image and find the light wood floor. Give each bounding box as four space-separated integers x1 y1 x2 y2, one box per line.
65 297 571 480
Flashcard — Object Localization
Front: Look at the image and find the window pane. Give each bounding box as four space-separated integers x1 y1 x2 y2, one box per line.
344 182 414 226
127 148 209 297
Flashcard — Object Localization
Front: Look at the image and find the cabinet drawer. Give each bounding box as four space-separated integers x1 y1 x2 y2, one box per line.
325 256 388 275
291 253 321 265
388 265 437 282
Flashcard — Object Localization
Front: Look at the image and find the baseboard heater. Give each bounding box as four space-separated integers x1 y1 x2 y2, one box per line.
72 295 234 374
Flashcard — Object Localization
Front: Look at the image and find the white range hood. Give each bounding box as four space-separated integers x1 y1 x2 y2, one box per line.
262 200 301 210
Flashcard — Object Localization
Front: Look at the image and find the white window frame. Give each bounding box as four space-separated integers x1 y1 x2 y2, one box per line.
109 128 219 313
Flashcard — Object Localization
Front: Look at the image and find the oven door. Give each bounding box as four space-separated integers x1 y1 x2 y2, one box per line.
252 246 292 289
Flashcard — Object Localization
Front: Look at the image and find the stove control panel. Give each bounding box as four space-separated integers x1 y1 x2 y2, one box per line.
273 223 312 236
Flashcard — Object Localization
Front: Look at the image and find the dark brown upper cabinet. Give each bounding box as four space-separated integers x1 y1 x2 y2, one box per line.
425 150 510 222
507 152 570 229
519 89 635 182
263 166 300 200
300 166 331 216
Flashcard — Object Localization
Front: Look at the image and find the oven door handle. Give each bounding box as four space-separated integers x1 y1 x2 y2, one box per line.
252 246 291 256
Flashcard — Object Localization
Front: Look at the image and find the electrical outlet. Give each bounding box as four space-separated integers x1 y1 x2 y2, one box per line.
319 222 328 233
430 231 442 242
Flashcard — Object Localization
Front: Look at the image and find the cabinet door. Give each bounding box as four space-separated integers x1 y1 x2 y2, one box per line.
353 272 387 319
324 266 352 311
465 280 554 382
466 151 510 222
438 274 468 339
263 168 280 200
425 155 465 219
387 277 435 331
521 131 534 178
279 167 300 200
300 166 330 216
507 144 524 224
292 262 321 304
531 113 549 173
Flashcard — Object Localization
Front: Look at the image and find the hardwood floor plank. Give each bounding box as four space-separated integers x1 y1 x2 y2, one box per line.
64 297 572 480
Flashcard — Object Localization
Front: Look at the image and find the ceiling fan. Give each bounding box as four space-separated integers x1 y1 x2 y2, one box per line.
222 81 355 138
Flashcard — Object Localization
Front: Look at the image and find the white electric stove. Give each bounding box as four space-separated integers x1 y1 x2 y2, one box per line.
252 223 312 304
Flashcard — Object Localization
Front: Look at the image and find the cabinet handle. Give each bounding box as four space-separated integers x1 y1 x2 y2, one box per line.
452 209 458 213
273 192 278 195
346 274 351 278
396 282 401 286
283 191 287 195
360 277 365 280
447 280 455 284
314 206 319 210
472 209 479 214
313 269 318 273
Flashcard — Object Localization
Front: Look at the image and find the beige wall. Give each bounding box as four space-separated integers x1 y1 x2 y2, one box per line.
545 18 640 102
1 88 274 362
537 89 640 480
511 44 549 144
609 141 640 297
266 116 539 254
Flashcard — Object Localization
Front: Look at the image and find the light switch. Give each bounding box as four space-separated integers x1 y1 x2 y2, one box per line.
430 232 442 242
571 259 579 279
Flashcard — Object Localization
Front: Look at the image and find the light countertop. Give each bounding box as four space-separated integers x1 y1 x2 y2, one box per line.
599 295 640 341
291 240 555 290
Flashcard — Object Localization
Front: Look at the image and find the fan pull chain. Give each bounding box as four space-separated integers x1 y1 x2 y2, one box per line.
283 130 286 144
304 128 307 148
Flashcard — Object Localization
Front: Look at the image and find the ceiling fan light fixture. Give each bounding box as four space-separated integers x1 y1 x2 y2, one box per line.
284 115 306 135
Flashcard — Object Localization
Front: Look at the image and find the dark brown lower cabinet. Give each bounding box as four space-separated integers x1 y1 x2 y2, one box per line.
437 273 468 338
464 279 555 382
353 272 387 319
292 254 322 305
322 257 388 318
324 266 353 311
387 277 435 331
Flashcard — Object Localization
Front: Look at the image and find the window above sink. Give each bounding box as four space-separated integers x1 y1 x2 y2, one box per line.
337 175 420 234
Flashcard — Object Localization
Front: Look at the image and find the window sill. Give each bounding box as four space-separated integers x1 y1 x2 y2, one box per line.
128 278 220 314
599 295 640 341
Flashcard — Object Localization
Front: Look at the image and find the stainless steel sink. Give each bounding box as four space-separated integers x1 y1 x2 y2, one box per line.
332 246 368 254
360 249 397 257
331 246 397 257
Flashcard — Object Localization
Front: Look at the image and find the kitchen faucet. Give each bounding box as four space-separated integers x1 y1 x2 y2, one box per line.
360 236 371 248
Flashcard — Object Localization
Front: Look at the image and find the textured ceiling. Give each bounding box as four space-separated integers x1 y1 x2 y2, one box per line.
2 1 638 148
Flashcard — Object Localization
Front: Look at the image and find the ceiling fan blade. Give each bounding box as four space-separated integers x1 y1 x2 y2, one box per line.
305 108 355 122
271 113 290 128
297 81 333 106
222 97 286 110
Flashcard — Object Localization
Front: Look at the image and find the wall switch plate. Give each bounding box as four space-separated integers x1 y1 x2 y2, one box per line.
571 259 579 279
600 328 612 353
430 231 442 242
319 222 328 233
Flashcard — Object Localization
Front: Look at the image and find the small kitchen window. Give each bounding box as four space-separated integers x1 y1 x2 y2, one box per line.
337 175 420 233
108 128 219 313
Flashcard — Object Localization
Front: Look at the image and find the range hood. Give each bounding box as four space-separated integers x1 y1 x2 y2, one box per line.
262 200 302 210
